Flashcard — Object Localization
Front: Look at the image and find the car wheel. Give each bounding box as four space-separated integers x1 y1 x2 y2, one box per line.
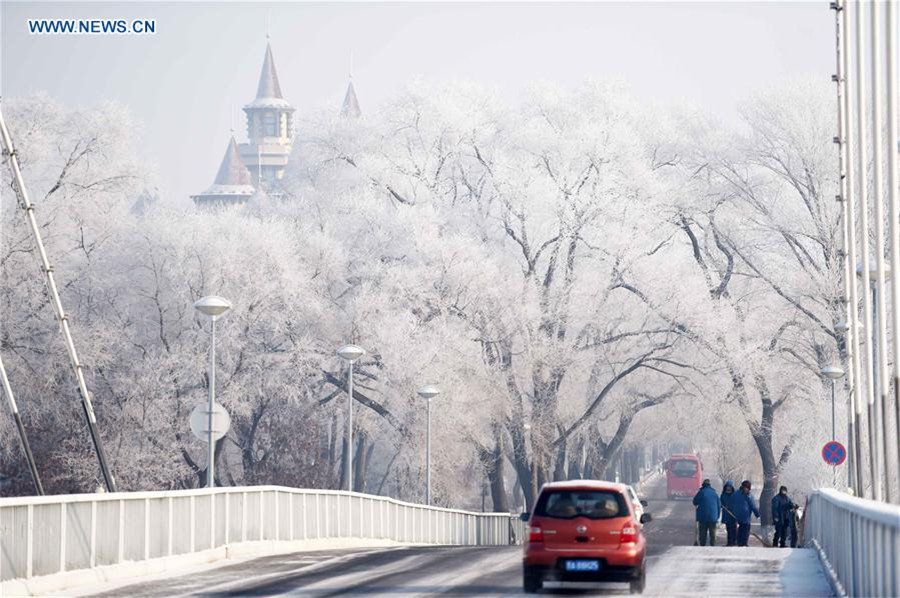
629 564 646 594
523 570 541 594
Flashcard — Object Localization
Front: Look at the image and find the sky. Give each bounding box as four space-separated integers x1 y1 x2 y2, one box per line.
1 1 834 203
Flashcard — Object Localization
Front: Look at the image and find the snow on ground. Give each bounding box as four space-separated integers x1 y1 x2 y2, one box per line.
66 544 834 597
643 547 833 597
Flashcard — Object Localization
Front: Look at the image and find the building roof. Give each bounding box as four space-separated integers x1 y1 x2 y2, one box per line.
256 42 283 100
214 136 252 186
245 42 294 110
341 79 362 118
192 137 256 202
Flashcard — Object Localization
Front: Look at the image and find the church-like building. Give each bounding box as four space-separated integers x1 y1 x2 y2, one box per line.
193 39 358 206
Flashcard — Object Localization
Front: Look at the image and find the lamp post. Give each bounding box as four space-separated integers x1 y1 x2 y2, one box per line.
194 295 232 489
822 365 846 488
417 385 441 505
857 262 892 501
337 344 365 492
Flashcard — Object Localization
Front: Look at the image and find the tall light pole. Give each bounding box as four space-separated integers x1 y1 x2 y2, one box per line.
858 262 892 501
194 296 231 489
417 385 440 505
337 344 365 492
822 365 846 488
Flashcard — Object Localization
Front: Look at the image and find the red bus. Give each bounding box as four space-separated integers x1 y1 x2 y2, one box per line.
665 454 702 499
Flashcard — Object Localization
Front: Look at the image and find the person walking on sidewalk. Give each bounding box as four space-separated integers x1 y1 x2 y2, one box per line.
732 480 760 547
692 478 721 546
771 486 798 548
720 480 737 546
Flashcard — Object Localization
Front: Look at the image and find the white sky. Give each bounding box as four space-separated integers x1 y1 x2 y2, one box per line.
1 1 833 202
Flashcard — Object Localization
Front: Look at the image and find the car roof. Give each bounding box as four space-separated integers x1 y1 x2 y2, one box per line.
539 480 626 492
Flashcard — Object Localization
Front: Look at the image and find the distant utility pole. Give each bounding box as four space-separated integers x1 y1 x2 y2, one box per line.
0 102 117 492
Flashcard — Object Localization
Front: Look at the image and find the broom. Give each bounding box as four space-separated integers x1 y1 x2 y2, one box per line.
721 503 772 547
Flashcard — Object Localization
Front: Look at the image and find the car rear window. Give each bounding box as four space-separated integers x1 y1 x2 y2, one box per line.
670 460 699 478
534 490 629 520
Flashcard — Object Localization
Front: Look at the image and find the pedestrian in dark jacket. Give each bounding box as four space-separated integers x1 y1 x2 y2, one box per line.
720 480 737 546
771 486 797 548
733 480 760 546
692 479 721 546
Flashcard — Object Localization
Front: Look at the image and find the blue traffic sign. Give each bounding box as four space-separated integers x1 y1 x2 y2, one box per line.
822 441 846 466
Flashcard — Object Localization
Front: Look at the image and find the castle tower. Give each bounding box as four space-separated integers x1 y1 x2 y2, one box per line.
239 41 295 189
341 77 362 119
192 136 255 206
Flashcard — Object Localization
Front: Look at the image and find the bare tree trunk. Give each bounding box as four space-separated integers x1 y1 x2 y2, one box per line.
353 431 370 493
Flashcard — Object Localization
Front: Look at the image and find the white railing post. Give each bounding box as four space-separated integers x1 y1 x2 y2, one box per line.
59 502 67 573
189 495 196 553
25 504 33 579
225 492 230 546
241 491 247 543
167 496 173 557
289 493 294 541
117 500 125 563
90 500 97 568
144 498 150 560
259 491 265 541
274 491 280 542
210 489 216 550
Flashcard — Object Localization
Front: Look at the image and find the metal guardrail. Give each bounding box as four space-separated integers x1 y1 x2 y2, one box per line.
804 488 900 597
0 486 520 583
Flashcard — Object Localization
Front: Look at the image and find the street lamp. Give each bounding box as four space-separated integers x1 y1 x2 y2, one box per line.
194 295 232 489
821 365 846 441
417 384 441 505
337 344 365 492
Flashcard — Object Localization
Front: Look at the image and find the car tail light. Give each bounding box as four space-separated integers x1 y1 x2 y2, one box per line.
529 526 543 542
620 522 638 544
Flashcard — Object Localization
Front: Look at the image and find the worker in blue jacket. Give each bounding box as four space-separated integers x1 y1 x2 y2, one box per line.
732 480 760 546
692 479 721 546
720 480 737 546
771 486 798 548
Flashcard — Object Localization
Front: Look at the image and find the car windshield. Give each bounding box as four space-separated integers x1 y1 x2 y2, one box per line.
535 490 629 520
670 460 699 478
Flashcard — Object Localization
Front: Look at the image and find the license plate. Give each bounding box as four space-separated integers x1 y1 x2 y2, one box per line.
565 559 600 572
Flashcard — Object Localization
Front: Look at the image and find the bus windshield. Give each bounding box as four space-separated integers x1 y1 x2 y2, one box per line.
670 459 699 478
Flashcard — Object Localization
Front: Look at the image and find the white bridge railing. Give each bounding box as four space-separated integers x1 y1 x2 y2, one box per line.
804 488 900 597
0 486 521 585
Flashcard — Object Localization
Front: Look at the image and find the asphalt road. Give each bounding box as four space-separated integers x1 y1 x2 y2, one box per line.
86 477 828 597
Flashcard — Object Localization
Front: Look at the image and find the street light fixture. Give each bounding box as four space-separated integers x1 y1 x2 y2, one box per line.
337 344 365 492
194 295 232 489
821 365 845 441
417 384 441 505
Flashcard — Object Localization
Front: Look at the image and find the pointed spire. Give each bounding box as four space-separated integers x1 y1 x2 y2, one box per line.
214 137 252 186
192 136 255 205
341 80 362 119
256 42 283 100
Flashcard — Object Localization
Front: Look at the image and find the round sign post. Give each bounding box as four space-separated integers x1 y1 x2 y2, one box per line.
190 403 231 442
822 441 847 467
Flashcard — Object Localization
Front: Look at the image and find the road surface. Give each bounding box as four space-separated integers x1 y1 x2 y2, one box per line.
82 477 832 597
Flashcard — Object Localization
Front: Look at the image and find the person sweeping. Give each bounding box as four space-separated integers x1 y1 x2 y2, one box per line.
692 478 721 546
720 480 737 546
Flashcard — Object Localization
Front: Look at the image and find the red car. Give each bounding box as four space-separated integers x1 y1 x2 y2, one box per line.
521 480 651 594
